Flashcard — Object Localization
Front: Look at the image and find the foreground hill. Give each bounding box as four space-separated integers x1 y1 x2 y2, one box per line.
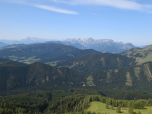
56 53 136 72
122 45 152 65
0 42 101 64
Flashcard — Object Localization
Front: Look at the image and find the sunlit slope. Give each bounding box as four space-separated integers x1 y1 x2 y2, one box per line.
122 45 152 65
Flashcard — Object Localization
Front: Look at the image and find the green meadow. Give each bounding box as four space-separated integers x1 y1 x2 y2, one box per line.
87 101 152 114
45 61 59 66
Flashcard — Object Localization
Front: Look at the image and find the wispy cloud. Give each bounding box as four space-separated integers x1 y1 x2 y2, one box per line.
4 0 78 15
4 0 152 13
50 0 152 12
33 4 78 14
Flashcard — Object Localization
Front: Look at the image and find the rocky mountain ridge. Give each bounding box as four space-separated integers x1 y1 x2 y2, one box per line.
63 38 135 53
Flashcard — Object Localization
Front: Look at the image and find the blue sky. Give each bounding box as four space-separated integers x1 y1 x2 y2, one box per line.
0 0 152 45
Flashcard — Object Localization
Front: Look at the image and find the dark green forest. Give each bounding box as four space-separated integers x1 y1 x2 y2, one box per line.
56 53 136 72
1 89 152 114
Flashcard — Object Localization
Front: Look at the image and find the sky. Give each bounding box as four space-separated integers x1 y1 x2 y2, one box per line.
0 0 152 46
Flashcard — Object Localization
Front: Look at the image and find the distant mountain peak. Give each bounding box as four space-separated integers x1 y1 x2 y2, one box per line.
66 38 117 43
64 38 135 53
21 37 50 42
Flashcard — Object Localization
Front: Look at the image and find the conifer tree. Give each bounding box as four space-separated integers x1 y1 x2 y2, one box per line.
106 100 109 109
137 111 141 114
116 106 121 113
128 107 134 114
111 104 114 110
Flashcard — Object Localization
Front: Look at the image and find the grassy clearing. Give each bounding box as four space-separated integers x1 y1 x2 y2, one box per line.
87 75 95 86
134 67 140 80
122 45 152 65
8 56 19 61
87 101 152 114
45 61 59 66
22 56 40 64
136 53 152 65
125 72 132 86
8 56 41 64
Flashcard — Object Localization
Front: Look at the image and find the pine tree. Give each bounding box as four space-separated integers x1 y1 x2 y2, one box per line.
116 106 121 113
111 104 114 110
128 107 134 114
106 100 109 109
137 111 141 114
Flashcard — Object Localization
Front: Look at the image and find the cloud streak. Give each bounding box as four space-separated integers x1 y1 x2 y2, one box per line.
4 0 78 14
50 0 152 12
33 4 78 14
4 0 152 13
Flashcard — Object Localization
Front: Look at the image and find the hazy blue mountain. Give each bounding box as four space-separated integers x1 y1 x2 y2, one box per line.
0 41 8 48
19 37 52 44
0 39 21 44
0 44 27 50
0 37 52 45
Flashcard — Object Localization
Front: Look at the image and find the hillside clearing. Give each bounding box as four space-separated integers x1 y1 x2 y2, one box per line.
87 101 152 114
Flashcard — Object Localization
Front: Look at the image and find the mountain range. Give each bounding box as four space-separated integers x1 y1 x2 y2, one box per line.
0 37 136 53
61 38 135 53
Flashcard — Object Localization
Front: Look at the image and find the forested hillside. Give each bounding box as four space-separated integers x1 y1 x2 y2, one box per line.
57 53 136 72
1 90 152 114
90 61 152 90
1 58 152 92
0 60 86 91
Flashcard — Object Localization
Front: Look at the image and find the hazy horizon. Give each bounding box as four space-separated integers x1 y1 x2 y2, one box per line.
0 37 151 46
